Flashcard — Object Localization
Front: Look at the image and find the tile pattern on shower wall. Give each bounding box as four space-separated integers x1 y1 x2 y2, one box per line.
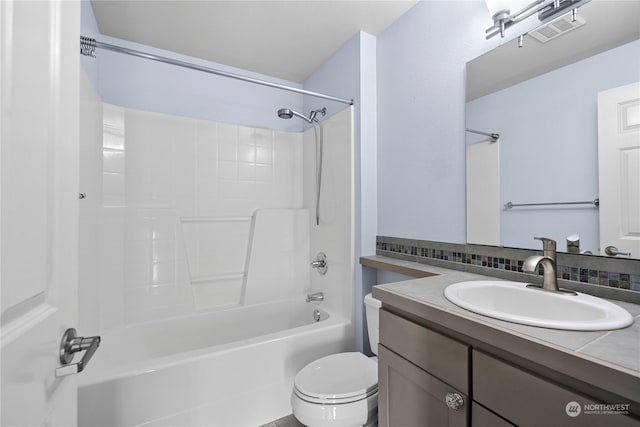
99 105 127 331
122 108 302 216
122 208 193 323
376 236 640 293
101 104 304 324
103 104 126 207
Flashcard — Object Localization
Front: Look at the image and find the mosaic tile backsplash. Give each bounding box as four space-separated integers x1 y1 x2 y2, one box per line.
376 236 640 292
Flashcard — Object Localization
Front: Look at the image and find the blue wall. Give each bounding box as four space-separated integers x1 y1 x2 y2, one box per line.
96 34 305 132
376 1 500 243
81 2 304 132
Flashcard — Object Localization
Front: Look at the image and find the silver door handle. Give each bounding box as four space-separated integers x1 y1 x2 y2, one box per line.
604 246 631 257
56 328 101 377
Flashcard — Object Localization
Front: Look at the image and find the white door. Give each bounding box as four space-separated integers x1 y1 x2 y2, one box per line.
598 82 640 258
1 1 80 425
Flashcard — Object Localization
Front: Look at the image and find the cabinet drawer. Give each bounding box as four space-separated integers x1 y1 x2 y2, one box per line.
472 402 515 427
473 350 640 427
379 309 469 394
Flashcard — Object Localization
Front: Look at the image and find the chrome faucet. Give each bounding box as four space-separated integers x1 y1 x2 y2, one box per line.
306 292 324 302
523 237 576 295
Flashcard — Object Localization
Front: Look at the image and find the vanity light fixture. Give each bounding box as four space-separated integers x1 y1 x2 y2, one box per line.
485 0 513 38
484 0 589 39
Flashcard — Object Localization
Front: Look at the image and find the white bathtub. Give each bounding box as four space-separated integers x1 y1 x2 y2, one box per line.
78 300 352 427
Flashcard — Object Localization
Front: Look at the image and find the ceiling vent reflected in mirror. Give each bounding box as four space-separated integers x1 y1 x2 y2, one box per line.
529 11 587 43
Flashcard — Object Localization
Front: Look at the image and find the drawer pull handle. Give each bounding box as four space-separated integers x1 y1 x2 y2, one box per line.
445 392 464 410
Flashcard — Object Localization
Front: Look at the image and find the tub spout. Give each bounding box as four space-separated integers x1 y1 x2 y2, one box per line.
306 292 324 302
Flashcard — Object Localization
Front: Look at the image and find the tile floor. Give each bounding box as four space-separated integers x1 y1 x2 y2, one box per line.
260 414 304 427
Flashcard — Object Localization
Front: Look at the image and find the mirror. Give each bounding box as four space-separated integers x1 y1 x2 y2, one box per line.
465 0 640 259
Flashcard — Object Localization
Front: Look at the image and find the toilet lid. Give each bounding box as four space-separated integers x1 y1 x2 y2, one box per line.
294 352 378 401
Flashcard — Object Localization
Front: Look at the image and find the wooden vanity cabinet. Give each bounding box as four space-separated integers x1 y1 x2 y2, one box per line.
378 308 640 427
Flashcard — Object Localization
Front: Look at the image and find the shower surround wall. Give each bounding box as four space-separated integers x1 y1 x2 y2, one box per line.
76 102 356 425
99 104 308 327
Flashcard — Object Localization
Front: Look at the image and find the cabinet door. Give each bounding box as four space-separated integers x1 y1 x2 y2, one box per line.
379 345 469 427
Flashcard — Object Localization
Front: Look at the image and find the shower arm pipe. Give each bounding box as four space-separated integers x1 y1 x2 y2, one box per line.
80 37 354 106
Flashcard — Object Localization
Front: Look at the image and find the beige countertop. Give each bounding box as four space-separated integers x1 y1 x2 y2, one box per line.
363 255 640 406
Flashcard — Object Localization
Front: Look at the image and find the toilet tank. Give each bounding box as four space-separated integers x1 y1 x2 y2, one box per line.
364 293 382 355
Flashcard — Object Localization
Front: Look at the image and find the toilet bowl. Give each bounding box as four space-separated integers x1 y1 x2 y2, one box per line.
291 293 381 427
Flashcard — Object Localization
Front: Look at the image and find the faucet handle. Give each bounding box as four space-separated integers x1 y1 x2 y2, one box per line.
311 252 328 275
534 237 556 260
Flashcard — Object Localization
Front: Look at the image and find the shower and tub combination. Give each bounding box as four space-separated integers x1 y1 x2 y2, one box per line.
78 36 355 427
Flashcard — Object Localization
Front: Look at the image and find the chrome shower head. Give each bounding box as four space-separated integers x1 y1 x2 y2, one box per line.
277 107 326 123
277 108 295 120
277 108 310 123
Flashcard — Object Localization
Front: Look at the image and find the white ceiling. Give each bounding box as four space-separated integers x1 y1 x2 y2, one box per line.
90 0 417 83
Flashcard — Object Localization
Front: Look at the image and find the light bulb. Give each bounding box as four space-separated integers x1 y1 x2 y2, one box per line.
485 0 512 19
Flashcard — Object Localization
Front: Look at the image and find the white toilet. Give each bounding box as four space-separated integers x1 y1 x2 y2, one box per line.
291 293 381 427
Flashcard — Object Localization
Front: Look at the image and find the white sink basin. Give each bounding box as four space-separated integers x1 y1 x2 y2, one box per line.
444 281 634 331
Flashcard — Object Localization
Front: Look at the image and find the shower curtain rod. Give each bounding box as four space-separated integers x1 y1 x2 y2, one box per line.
466 128 500 142
80 36 354 106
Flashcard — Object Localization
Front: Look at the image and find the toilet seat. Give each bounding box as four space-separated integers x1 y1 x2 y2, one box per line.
293 352 378 405
294 385 378 405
